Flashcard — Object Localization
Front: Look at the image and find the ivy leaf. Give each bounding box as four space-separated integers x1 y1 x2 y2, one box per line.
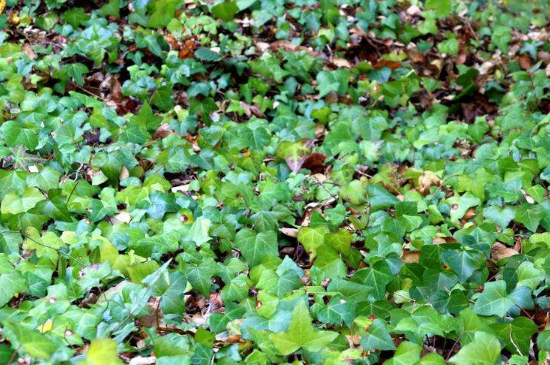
241 127 270 151
195 48 222 62
235 228 278 267
62 7 90 27
515 204 544 232
188 217 212 247
425 0 452 17
297 225 329 256
483 205 515 229
276 140 312 173
148 0 183 28
537 328 550 352
516 261 544 290
78 338 123 365
492 317 537 355
325 229 352 255
3 321 59 360
360 319 396 351
449 332 501 365
257 268 302 297
0 271 26 307
2 121 38 150
211 1 239 21
270 301 338 355
473 280 514 317
184 258 219 296
1 187 45 215
383 341 421 365
317 294 356 326
441 249 486 282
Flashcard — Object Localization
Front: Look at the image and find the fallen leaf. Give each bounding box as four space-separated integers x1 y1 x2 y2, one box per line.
401 250 420 263
418 171 441 195
279 227 298 237
491 242 518 261
302 152 327 173
374 60 401 70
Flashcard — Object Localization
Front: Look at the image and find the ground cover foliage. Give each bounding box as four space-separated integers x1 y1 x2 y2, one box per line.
0 0 550 363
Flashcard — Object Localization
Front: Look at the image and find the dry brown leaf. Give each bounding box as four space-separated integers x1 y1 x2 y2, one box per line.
269 40 319 57
113 211 131 224
172 184 190 193
418 171 441 195
119 165 129 181
491 242 518 261
256 41 270 53
178 39 196 59
374 60 401 70
22 43 36 59
463 208 477 220
302 152 327 173
401 250 420 263
406 5 420 15
407 47 425 64
331 57 352 68
518 54 532 70
433 237 446 245
152 123 175 140
279 227 298 237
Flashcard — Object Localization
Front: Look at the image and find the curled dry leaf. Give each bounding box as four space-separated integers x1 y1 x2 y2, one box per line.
374 60 402 70
463 208 477 220
418 171 441 195
279 227 299 237
491 242 518 261
331 57 352 68
401 250 420 263
302 152 327 173
153 123 175 141
113 210 131 223
119 165 129 181
129 356 157 365
270 40 319 57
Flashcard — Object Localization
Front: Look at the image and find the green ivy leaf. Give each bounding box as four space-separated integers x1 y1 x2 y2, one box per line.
3 321 59 360
78 338 123 365
1 187 45 215
235 228 278 267
270 301 338 355
474 280 514 317
211 1 239 21
360 319 396 351
449 332 501 365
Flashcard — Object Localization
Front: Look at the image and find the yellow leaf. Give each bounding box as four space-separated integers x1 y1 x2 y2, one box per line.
78 338 123 365
38 319 53 333
0 1 5 15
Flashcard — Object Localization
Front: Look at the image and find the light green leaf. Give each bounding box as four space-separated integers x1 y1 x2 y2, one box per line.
1 187 45 215
473 280 514 317
3 321 58 360
383 341 421 365
235 228 278 267
449 332 501 365
297 225 329 255
361 319 396 351
0 271 26 307
211 1 239 21
270 301 338 355
78 338 123 365
189 217 212 246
